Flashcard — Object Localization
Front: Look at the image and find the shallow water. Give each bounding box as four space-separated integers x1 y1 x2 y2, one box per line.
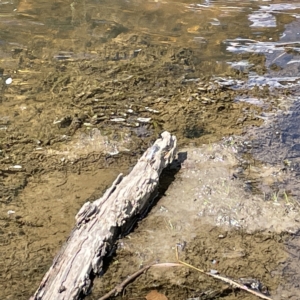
1 0 300 299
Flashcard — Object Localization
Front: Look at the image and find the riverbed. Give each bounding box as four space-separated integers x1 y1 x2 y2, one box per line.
1 1 300 299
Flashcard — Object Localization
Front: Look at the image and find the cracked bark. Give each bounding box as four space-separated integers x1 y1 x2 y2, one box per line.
30 131 177 300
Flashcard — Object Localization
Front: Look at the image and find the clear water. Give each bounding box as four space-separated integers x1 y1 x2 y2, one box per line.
2 1 300 299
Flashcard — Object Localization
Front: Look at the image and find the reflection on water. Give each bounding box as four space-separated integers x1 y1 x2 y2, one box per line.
0 0 299 85
0 1 282 64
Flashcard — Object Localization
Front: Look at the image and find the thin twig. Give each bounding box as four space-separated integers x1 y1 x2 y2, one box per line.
98 264 153 300
98 262 182 300
175 247 273 300
98 248 273 300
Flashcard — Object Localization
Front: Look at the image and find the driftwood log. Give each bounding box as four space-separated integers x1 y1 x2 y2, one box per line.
31 131 177 300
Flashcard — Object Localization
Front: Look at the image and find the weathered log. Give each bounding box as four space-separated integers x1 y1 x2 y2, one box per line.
31 131 177 300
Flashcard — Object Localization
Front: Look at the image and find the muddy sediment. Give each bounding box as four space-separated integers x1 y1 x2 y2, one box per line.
0 39 272 299
91 228 289 300
237 99 300 201
1 1 300 299
0 36 291 300
88 142 300 300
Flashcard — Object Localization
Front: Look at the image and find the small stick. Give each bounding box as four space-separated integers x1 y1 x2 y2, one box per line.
98 262 182 300
98 264 153 300
175 247 273 300
98 247 272 300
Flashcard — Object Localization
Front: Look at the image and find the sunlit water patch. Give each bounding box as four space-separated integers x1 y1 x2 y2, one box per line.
225 3 300 91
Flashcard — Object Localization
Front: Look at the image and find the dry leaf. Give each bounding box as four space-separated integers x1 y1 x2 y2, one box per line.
145 290 168 300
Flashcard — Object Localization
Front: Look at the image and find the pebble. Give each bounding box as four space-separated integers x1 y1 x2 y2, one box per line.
110 118 126 122
5 77 12 85
9 165 22 169
137 117 151 123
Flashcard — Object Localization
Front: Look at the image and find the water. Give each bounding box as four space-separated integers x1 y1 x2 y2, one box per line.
1 0 300 299
0 1 293 66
